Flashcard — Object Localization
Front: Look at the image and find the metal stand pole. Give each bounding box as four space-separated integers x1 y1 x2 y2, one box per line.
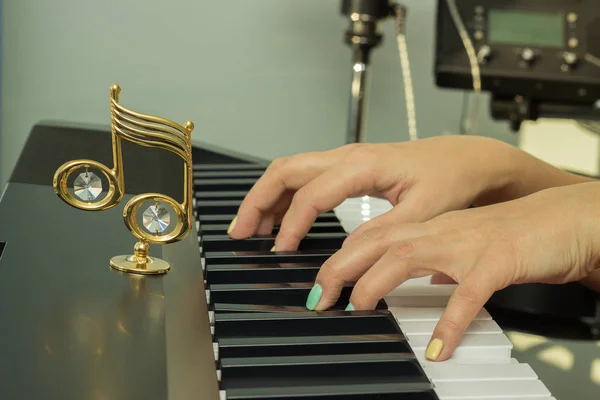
340 0 392 143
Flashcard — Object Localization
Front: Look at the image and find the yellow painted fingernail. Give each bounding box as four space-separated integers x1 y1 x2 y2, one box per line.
270 246 276 252
227 216 238 234
425 338 443 360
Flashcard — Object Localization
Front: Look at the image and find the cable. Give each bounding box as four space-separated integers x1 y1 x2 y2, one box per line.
445 0 481 135
585 53 600 68
394 5 418 142
574 54 600 133
458 92 471 135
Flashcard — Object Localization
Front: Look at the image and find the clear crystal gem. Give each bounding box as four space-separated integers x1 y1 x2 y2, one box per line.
143 204 171 233
73 172 102 201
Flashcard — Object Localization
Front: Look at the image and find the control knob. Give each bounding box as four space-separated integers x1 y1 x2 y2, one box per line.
477 45 492 65
520 48 536 65
562 52 579 68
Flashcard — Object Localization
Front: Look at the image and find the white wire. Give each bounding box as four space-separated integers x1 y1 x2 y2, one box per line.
394 5 418 142
585 53 600 68
445 0 481 135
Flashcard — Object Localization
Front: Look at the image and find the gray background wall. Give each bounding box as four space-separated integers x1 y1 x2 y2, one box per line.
1 0 515 186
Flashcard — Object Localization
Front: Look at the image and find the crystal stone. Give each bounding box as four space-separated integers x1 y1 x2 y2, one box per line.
143 204 171 233
73 172 102 201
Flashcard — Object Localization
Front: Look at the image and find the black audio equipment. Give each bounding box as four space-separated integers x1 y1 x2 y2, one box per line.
435 0 600 130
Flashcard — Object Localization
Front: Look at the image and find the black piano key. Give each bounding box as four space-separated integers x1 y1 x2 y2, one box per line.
222 382 436 400
216 333 410 358
205 263 321 284
207 283 388 310
204 250 335 265
193 170 264 179
193 163 266 172
213 303 309 313
194 178 257 191
213 310 399 338
198 212 340 224
196 200 243 214
208 282 358 308
201 233 346 252
219 353 428 389
195 191 248 200
200 222 345 235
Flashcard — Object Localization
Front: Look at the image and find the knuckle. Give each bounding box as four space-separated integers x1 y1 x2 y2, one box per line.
318 260 350 287
267 157 292 183
351 281 379 307
436 317 462 334
388 241 418 261
360 226 387 244
346 145 379 165
341 142 364 153
293 187 320 213
452 285 482 307
267 157 287 172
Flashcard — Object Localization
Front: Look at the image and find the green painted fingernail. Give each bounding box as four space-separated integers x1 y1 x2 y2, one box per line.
345 303 354 311
306 284 322 310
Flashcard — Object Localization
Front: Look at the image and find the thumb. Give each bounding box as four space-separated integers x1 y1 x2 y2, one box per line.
425 271 495 361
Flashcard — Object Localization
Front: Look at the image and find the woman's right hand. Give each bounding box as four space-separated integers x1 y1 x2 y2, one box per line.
228 135 577 251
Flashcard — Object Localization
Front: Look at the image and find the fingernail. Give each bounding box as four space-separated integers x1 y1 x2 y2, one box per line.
270 245 276 252
227 216 238 235
305 284 322 310
425 338 443 360
345 303 354 311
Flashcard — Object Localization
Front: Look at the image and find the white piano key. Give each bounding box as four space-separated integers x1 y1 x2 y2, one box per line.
434 380 551 399
399 319 502 335
472 397 556 400
421 356 518 365
384 284 457 307
387 284 457 297
388 306 492 322
400 276 436 285
213 342 219 360
423 363 537 382
408 333 513 361
385 295 452 307
420 357 520 366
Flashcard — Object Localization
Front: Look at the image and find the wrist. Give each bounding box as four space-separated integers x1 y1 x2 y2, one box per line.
472 138 596 206
470 137 528 206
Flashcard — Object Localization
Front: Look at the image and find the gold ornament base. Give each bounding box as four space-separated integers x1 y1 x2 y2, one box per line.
109 241 170 275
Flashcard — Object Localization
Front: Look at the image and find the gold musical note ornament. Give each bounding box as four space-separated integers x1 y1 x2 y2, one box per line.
52 84 194 275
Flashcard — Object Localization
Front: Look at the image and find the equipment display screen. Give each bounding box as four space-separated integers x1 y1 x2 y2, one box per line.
488 9 564 47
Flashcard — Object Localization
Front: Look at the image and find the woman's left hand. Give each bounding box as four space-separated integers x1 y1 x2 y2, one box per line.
307 181 600 361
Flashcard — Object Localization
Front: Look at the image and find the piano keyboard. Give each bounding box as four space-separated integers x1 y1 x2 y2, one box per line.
193 162 555 399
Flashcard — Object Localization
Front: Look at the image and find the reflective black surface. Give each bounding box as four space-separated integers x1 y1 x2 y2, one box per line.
0 123 220 400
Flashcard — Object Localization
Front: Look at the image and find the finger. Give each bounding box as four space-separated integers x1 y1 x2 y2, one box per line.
270 191 294 227
228 151 341 239
230 145 361 239
256 214 276 236
425 267 497 361
307 223 429 311
275 159 386 251
347 235 450 310
430 273 457 285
